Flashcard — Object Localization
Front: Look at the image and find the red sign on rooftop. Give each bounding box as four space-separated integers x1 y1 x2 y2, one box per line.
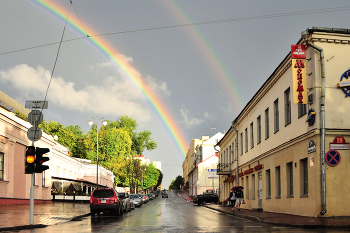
291 45 306 59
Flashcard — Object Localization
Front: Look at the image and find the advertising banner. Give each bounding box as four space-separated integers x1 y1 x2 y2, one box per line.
291 45 307 104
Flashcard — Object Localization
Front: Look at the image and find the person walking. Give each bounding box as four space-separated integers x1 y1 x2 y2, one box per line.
229 188 236 211
235 187 244 211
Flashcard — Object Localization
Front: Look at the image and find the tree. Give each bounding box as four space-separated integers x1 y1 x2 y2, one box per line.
39 121 87 158
142 163 159 190
169 175 184 190
154 170 163 191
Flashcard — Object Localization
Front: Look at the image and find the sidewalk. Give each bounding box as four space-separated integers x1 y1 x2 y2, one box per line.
178 192 350 229
0 202 90 232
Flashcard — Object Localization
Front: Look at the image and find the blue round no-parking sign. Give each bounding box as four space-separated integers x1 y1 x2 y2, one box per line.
326 150 341 167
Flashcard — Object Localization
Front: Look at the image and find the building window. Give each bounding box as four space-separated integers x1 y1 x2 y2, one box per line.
250 122 254 149
300 158 308 196
246 176 249 200
240 133 243 155
245 128 248 152
287 162 293 197
0 153 3 181
257 116 261 144
275 166 281 198
298 104 307 118
252 174 255 200
266 169 271 198
265 108 269 139
229 145 232 163
284 88 291 126
232 142 235 162
274 99 279 133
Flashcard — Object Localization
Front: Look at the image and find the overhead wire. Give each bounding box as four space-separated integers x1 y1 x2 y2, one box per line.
1 6 350 57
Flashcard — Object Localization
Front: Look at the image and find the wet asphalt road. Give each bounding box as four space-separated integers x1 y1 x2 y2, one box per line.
18 192 350 233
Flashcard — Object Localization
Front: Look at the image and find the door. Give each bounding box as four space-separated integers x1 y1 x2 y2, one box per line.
258 171 262 209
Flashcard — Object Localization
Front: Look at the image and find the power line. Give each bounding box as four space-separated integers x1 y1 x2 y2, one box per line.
1 6 350 57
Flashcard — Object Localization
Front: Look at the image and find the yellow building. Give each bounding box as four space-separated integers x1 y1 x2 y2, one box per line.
217 27 350 217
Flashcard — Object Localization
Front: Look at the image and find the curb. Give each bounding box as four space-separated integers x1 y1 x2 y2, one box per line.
0 213 90 232
178 195 350 229
0 224 47 232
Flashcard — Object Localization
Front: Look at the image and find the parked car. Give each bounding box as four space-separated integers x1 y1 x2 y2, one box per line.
140 194 148 203
90 188 123 216
118 192 131 212
130 194 142 207
193 194 218 205
130 197 136 210
147 193 154 200
161 191 168 198
152 191 158 197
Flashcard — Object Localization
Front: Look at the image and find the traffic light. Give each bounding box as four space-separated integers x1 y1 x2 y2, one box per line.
35 147 50 173
25 146 36 174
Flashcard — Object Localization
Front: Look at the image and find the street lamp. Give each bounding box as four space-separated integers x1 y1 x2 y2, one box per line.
88 116 107 186
126 155 133 193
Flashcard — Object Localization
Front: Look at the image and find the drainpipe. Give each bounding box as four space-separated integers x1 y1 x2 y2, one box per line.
232 121 239 186
214 144 221 202
301 30 327 215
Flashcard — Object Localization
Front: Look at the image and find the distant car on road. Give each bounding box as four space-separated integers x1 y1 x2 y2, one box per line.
161 191 168 198
90 188 123 216
193 194 218 205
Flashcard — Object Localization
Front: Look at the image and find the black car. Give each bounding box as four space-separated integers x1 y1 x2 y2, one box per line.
193 194 218 205
161 191 168 198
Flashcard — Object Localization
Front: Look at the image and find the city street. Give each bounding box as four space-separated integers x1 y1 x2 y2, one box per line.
16 192 350 233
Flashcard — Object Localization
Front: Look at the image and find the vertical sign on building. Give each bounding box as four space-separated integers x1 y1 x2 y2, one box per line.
291 45 307 104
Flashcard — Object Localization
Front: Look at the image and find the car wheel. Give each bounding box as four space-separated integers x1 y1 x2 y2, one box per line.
202 201 206 205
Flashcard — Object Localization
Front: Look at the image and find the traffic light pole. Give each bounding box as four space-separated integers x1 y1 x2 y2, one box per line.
30 142 34 225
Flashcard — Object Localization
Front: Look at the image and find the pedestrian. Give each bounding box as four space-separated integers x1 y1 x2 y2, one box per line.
235 187 244 211
229 188 236 211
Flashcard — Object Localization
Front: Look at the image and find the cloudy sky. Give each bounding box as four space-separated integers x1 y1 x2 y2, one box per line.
1 0 350 188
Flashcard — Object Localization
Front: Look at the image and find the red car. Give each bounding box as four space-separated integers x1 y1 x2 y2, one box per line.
90 188 123 216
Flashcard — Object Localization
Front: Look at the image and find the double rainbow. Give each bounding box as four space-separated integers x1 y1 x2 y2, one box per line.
28 0 189 160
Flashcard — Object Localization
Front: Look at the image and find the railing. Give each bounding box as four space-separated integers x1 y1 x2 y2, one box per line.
217 163 231 173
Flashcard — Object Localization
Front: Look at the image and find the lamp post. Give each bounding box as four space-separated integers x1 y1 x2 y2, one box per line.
126 155 133 193
88 116 107 186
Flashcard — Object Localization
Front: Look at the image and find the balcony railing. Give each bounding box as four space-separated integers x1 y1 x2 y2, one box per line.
217 163 231 175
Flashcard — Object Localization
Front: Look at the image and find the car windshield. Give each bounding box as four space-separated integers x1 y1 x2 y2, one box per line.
93 190 114 198
130 194 139 198
118 193 126 199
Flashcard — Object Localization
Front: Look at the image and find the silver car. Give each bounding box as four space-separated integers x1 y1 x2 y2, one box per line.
118 192 131 212
130 194 142 207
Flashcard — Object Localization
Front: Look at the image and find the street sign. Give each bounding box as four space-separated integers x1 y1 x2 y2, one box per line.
25 101 48 109
326 150 341 167
28 110 43 126
27 126 42 142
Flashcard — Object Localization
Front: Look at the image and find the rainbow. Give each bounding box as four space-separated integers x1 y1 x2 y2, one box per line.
27 0 189 160
161 1 246 110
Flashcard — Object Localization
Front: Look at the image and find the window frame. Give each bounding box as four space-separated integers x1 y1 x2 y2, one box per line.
250 122 254 149
266 169 271 199
274 99 279 133
284 88 291 126
265 108 269 139
257 115 261 144
275 166 281 198
245 128 248 152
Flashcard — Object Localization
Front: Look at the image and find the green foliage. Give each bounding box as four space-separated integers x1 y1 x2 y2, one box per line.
169 175 184 190
15 110 28 121
142 163 159 190
40 115 158 188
